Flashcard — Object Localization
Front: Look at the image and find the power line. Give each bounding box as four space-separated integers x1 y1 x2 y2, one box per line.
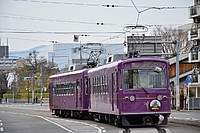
0 30 125 34
0 12 122 27
14 0 189 9
0 12 189 28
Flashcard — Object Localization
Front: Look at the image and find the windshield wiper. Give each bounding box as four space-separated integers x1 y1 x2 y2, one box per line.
136 82 149 95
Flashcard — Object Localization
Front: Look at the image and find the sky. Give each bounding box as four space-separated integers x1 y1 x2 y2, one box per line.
0 0 193 52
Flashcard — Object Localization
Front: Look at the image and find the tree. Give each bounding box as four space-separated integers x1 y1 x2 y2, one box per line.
151 25 194 58
10 50 59 99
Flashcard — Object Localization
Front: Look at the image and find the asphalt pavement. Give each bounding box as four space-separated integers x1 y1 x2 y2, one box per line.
169 109 200 127
1 101 200 127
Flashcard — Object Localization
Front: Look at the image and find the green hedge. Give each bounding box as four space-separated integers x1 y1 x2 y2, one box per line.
3 93 49 100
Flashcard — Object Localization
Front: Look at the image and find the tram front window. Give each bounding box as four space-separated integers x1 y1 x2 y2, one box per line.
124 68 166 89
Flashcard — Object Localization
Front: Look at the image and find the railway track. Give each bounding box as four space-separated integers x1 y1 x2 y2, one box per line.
122 126 171 133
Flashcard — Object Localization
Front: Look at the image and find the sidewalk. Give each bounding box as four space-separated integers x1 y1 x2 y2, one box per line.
169 109 200 127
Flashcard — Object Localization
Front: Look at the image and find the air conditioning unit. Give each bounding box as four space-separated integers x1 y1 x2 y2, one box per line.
68 64 87 71
106 54 126 64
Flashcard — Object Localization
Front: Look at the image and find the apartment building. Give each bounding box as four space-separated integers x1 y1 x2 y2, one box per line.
188 0 200 105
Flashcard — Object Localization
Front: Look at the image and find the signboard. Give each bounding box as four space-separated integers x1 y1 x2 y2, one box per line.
185 75 193 84
185 75 193 110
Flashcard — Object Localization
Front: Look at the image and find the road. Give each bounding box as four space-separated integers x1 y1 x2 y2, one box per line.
0 103 200 133
0 111 70 133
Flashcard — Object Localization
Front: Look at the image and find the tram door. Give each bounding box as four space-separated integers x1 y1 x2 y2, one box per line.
49 83 53 108
112 73 117 111
76 79 82 108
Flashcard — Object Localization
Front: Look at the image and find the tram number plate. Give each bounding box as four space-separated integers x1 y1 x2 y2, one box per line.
145 122 152 126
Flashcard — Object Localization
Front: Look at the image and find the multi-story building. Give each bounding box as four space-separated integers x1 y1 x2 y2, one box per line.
37 42 125 70
188 0 200 108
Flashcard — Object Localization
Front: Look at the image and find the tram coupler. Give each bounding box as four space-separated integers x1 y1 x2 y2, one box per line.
143 116 153 126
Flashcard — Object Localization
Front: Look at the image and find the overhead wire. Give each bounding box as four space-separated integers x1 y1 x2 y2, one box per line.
1 1 192 45
14 0 189 9
0 11 190 30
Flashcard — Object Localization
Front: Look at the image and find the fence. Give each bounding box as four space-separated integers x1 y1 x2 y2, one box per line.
171 97 200 110
189 97 200 110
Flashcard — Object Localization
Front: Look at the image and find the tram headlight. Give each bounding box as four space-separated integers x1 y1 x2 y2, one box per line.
129 95 135 102
157 95 162 101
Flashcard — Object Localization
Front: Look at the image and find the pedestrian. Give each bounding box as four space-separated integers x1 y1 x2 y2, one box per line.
40 97 43 106
36 97 38 103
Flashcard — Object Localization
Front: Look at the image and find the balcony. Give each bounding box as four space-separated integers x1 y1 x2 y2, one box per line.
189 51 200 63
190 27 198 40
189 5 200 19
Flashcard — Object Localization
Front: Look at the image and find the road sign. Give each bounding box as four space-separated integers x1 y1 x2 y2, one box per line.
185 75 193 84
24 77 31 81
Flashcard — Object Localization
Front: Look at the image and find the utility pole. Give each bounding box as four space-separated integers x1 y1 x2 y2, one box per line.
175 40 180 111
80 43 83 64
32 72 34 104
29 50 37 104
40 65 43 104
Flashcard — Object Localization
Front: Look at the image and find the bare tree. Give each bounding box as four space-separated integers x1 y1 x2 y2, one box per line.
26 50 47 74
151 25 193 58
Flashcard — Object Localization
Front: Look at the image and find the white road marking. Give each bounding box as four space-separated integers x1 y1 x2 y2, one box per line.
37 116 74 133
0 119 3 132
48 117 103 133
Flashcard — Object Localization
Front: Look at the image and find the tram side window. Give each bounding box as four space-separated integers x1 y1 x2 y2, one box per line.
93 77 97 94
105 75 109 93
71 82 76 94
66 82 70 94
102 76 105 94
92 75 109 94
98 76 101 94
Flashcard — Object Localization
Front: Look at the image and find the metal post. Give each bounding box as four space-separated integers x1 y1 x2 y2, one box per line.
28 88 29 104
32 73 34 104
188 83 190 110
40 66 43 104
175 40 180 111
80 42 82 64
28 80 30 104
13 91 14 103
52 53 54 67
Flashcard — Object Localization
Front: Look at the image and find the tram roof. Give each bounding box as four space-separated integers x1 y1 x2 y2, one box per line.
50 69 88 78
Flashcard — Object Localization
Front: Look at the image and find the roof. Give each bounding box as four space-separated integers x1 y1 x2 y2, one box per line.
50 68 88 78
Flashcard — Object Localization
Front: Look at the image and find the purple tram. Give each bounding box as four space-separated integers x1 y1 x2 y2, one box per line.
88 57 171 126
49 69 89 118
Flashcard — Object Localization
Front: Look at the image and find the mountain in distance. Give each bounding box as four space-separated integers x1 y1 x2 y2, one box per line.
9 45 47 59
